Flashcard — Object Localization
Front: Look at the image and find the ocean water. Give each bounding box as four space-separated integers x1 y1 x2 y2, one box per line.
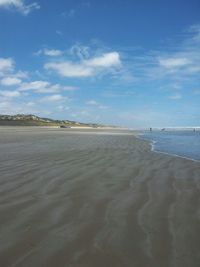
141 130 200 161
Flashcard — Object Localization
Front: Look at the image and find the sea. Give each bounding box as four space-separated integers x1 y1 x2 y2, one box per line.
141 130 200 161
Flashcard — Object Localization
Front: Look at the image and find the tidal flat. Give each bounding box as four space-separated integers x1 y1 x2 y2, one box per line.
0 127 200 267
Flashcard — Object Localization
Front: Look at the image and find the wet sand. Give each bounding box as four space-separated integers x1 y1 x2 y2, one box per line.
0 127 200 267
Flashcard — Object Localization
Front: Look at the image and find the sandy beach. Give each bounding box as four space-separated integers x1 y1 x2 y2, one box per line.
0 127 200 267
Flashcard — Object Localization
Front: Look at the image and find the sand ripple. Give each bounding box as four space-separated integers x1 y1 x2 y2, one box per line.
0 128 200 267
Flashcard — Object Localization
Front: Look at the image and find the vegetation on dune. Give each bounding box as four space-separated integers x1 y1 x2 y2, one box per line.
0 114 103 127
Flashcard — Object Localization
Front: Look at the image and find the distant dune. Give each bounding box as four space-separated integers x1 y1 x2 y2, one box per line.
0 114 106 128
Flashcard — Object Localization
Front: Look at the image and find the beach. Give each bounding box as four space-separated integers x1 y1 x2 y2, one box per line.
0 127 200 267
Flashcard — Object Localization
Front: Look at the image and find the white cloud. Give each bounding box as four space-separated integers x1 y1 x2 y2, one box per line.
159 57 190 68
187 24 200 42
1 76 21 86
86 99 108 109
35 48 63 57
85 52 121 68
18 80 77 94
69 44 90 59
169 93 182 100
61 9 76 19
34 84 76 94
62 86 77 91
121 24 200 84
0 100 38 115
98 105 108 110
19 81 50 91
43 49 62 57
0 59 28 87
61 1 90 20
0 58 14 74
26 101 35 107
40 94 65 102
45 62 93 77
0 101 12 114
0 0 40 15
14 70 28 79
44 52 121 78
0 90 20 98
86 100 98 105
30 86 54 94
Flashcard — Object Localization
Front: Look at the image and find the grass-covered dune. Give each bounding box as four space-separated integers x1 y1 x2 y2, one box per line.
0 114 102 127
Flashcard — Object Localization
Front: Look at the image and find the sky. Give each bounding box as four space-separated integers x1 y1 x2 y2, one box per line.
0 0 200 128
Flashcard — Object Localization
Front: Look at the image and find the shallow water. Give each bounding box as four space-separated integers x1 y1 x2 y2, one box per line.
142 130 200 161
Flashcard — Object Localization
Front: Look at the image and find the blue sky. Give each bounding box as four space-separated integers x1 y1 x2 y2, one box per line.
0 0 200 127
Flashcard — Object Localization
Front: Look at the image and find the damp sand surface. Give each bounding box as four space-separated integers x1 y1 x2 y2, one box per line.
0 127 200 267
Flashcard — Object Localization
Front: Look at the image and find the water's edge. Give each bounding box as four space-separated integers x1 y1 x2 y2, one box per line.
137 133 200 163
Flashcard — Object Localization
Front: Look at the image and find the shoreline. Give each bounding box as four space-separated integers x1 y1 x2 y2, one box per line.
0 126 199 163
1 126 199 162
137 132 200 163
151 143 200 163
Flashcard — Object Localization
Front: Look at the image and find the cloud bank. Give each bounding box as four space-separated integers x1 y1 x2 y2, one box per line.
0 0 40 15
44 52 121 78
0 58 14 74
